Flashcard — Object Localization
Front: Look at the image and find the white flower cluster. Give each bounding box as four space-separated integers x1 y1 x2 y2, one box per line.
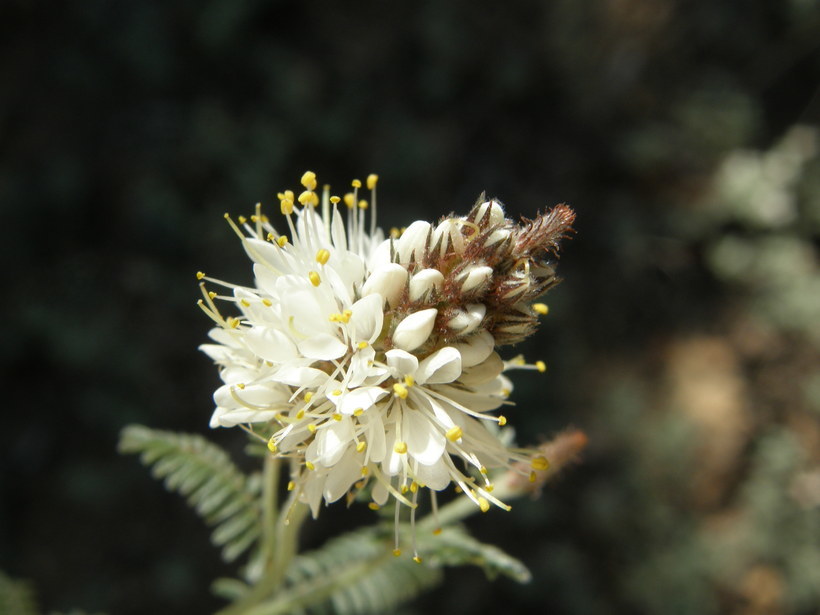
198 172 573 547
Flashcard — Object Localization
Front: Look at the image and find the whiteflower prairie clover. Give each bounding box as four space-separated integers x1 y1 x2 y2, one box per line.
198 171 576 561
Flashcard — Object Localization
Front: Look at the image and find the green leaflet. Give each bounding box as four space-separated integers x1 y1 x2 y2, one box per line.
118 425 262 563
0 572 38 615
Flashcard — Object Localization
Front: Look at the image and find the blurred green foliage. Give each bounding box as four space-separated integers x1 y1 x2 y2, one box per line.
2 1 819 614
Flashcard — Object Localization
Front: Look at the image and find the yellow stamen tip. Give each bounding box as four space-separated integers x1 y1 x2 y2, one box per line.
531 456 550 471
358 199 368 210
287 480 295 491
445 426 463 442
533 303 549 315
535 360 547 373
393 383 409 399
360 466 369 476
366 174 378 190
267 439 277 453
196 271 205 280
280 199 294 215
433 528 442 535
236 383 246 389
332 413 342 421
307 424 317 433
497 415 507 426
208 291 217 299
413 556 422 564
357 341 368 349
351 179 362 188
332 389 342 397
305 461 315 471
343 193 355 208
394 441 408 454
330 195 341 205
295 409 305 420
238 215 247 224
478 497 490 513
356 441 366 453
392 548 401 557
529 471 537 483
308 271 321 287
404 375 415 387
300 170 317 191
410 482 418 493
369 502 380 511
315 249 330 265
262 298 272 307
304 392 313 402
240 299 250 307
353 408 364 417
277 235 288 247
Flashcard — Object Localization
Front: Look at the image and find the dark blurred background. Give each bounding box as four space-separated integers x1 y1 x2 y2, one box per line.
2 1 819 613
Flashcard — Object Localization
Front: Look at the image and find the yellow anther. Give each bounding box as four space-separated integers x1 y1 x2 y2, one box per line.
394 441 408 454
196 271 205 280
413 556 422 564
305 461 315 471
367 174 378 190
265 361 273 367
308 271 321 286
280 198 294 215
227 317 240 329
445 426 463 442
501 388 511 397
478 497 490 513
298 190 319 207
238 215 247 224
307 424 317 433
410 482 418 493
389 227 400 238
512 356 526 366
282 190 294 201
267 232 275 241
353 408 364 416
356 441 366 453
333 413 342 421
342 309 352 322
332 389 342 396
287 480 295 491
315 249 330 265
404 375 415 387
393 383 409 399
401 484 409 494
240 299 250 307
360 466 369 476
535 360 547 373
277 235 288 247
368 502 380 511
295 409 305 420
392 548 401 557
533 303 549 315
300 170 317 191
358 199 368 210
343 193 355 208
486 484 494 492
329 313 341 322
351 179 362 188
531 456 550 471
432 528 442 535
454 486 463 494
479 466 488 475
529 471 537 483
330 195 341 205
498 415 507 426
304 392 313 402
208 291 217 299
236 383 246 389
267 439 277 453
357 341 368 349
262 298 272 307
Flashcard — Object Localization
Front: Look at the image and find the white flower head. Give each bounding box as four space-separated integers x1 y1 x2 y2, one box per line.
198 172 574 557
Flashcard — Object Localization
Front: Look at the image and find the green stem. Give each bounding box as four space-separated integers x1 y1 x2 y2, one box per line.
271 492 309 589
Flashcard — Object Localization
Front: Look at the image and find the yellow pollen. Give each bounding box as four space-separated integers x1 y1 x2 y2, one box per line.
280 199 294 215
227 317 240 329
295 409 305 420
356 441 366 453
343 193 355 208
389 227 400 238
298 190 318 206
196 271 205 280
277 235 288 247
410 482 418 493
454 486 462 494
401 485 409 494
332 413 342 421
240 299 250 307
305 461 315 471
236 383 245 389
433 528 442 535
367 174 378 190
351 179 362 188
480 466 488 475
403 375 415 387
498 415 507 426
358 199 368 210
478 497 490 513
304 392 313 402
501 388 511 397
445 426 463 442
300 170 317 191
360 466 369 476
342 309 352 322
287 481 295 491
332 389 342 396
536 360 547 373
262 298 272 307
330 195 341 205
283 190 294 201
357 341 368 349
267 232 275 241
307 424 317 433
529 471 537 483
392 548 401 557
531 456 550 471
533 303 549 315
238 215 247 224
208 291 217 299
308 271 321 286
267 439 277 453
393 383 409 399
315 249 330 264
353 408 364 416
394 441 408 454
369 502 380 511
486 484 494 492
413 556 422 564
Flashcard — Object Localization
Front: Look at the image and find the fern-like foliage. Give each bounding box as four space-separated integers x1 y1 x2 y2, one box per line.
118 424 261 563
0 572 38 615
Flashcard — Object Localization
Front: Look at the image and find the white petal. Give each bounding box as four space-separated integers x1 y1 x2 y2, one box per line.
361 263 408 308
272 366 328 387
363 411 387 463
210 406 278 428
397 220 431 263
349 294 384 343
300 472 325 518
243 237 289 271
458 352 504 385
385 348 419 377
338 386 388 415
474 200 505 227
413 458 451 490
244 327 298 362
403 406 446 466
316 417 354 467
392 308 437 352
371 479 389 505
323 451 361 502
416 347 462 385
446 303 485 335
452 330 495 368
297 333 347 360
408 268 444 302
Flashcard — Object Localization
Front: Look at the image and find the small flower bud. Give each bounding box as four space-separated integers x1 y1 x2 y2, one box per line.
408 268 445 302
396 220 431 264
392 308 437 351
361 263 408 308
457 265 493 293
446 303 486 335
